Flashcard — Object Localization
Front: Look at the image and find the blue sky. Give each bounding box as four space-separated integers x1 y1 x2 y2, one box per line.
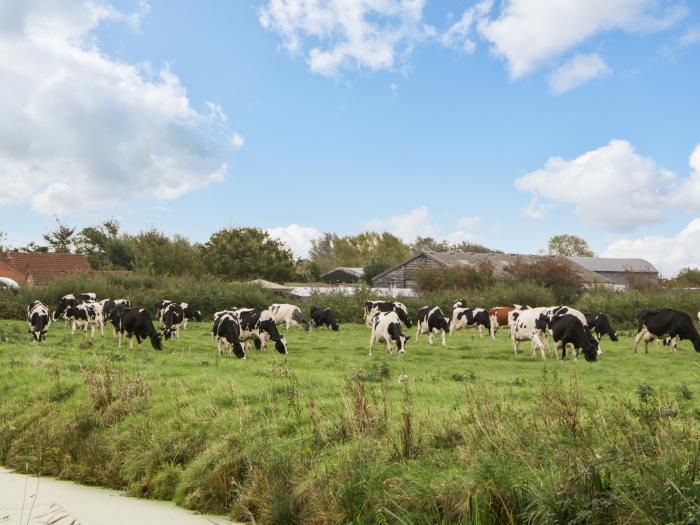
1 0 699 275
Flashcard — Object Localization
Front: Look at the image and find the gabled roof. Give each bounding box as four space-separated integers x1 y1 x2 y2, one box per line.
372 251 609 284
0 252 92 284
322 267 364 278
0 260 27 285
567 257 658 274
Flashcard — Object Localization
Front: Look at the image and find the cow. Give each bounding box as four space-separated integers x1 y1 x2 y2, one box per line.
369 311 410 356
450 307 493 338
488 305 529 335
212 312 245 358
117 308 163 350
415 306 449 346
453 299 467 311
53 294 82 322
269 303 310 331
310 306 339 331
536 305 601 355
65 301 104 337
78 293 96 301
634 309 700 353
551 314 599 362
27 300 50 342
99 299 131 336
230 308 288 354
508 307 550 359
156 299 174 327
585 313 618 342
180 303 203 329
364 301 412 328
162 302 185 340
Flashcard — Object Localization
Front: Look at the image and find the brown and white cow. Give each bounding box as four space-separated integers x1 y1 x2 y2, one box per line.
488 304 529 336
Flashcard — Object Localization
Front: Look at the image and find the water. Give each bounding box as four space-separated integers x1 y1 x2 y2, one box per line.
0 467 238 525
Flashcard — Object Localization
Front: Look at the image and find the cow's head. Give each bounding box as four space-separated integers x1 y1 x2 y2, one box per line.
150 332 163 351
274 336 288 355
396 333 410 353
581 339 598 362
599 314 618 342
692 338 700 353
232 342 246 359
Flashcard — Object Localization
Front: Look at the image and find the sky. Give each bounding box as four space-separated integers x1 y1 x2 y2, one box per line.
0 0 699 276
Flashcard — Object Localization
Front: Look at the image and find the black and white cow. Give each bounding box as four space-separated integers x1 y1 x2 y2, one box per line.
551 314 599 362
99 299 130 336
27 300 50 342
162 302 185 340
117 308 163 350
310 306 339 331
634 309 700 353
180 303 203 329
53 294 82 322
156 299 174 327
585 313 618 342
450 307 493 338
538 306 601 355
230 308 288 354
369 311 410 356
65 301 104 337
364 301 412 328
212 312 245 358
453 299 467 311
508 307 550 358
415 305 449 346
269 303 309 331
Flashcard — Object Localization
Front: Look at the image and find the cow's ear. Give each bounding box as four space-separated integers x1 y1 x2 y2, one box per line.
404 336 411 342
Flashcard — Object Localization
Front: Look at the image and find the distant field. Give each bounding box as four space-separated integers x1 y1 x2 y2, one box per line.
2 319 700 524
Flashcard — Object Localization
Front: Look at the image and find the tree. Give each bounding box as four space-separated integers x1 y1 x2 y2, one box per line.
547 234 594 257
43 217 77 253
77 220 136 270
294 259 322 282
410 236 501 254
130 229 202 276
201 227 295 281
363 260 389 285
669 267 700 288
310 231 411 272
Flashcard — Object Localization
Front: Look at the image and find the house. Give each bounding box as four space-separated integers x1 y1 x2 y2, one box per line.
567 257 659 290
371 251 607 289
0 260 27 288
0 252 93 287
321 267 364 284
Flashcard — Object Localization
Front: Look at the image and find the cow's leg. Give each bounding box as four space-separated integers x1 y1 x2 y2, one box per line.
415 325 420 343
129 335 134 349
449 319 456 336
512 333 519 355
368 332 375 356
555 340 564 360
386 339 393 355
441 329 446 346
633 328 646 353
477 325 484 338
428 331 434 345
71 320 76 335
217 338 223 356
671 335 679 353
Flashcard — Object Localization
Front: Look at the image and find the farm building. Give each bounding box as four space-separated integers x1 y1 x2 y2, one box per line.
567 257 659 290
0 252 93 287
248 278 294 295
371 251 608 289
321 267 364 284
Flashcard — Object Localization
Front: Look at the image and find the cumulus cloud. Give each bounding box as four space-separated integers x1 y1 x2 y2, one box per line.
267 224 321 258
603 219 700 276
0 0 233 215
549 53 612 93
367 207 484 244
478 0 686 78
258 0 433 76
515 139 700 232
441 0 493 53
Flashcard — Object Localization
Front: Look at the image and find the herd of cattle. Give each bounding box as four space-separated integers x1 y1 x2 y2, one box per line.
23 294 700 362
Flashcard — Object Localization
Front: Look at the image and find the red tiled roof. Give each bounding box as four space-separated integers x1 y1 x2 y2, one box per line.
0 252 92 284
0 260 28 285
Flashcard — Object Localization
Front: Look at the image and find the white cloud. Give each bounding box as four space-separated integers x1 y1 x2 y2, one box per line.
267 224 321 258
0 0 233 215
231 133 245 149
442 0 493 53
549 53 612 93
258 0 433 77
603 219 700 276
515 139 700 232
457 216 480 230
477 0 686 78
367 207 484 244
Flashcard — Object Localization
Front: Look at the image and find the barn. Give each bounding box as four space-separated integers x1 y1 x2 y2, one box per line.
0 252 93 287
321 267 364 284
567 257 659 290
371 251 607 289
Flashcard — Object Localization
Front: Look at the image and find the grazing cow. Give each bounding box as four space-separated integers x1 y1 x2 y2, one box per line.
364 301 412 328
27 300 50 342
450 307 493 338
634 309 700 353
117 308 163 350
488 305 529 334
416 305 449 346
231 308 288 354
53 294 82 322
310 306 339 331
65 301 104 337
508 307 550 358
369 311 410 356
212 312 245 358
162 302 185 340
269 303 310 331
585 313 618 342
180 303 203 329
551 314 598 362
99 299 130 335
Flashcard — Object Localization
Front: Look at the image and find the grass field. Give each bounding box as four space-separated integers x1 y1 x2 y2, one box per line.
2 319 700 524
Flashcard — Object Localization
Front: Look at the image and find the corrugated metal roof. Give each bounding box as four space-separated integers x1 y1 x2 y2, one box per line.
567 257 658 273
322 267 364 278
